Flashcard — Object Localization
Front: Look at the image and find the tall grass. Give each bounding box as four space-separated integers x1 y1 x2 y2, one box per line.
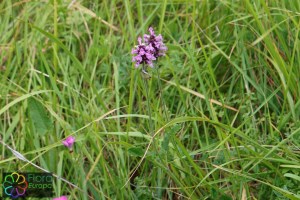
0 0 299 199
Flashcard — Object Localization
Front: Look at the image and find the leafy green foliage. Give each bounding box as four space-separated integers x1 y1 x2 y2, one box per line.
28 98 52 136
162 124 181 152
128 147 144 157
0 0 299 199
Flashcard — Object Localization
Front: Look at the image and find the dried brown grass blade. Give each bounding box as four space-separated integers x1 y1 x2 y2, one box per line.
161 78 238 112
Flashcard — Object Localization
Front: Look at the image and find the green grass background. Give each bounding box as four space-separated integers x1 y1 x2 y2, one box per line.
0 0 300 199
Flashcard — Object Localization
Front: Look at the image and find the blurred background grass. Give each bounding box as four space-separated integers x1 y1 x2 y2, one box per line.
0 0 300 199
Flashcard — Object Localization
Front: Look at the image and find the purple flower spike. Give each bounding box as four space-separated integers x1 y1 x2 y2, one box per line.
132 37 156 68
143 27 167 58
62 136 75 148
132 27 167 68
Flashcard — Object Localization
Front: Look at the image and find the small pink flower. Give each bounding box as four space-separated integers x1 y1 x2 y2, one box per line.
62 136 75 148
53 196 68 200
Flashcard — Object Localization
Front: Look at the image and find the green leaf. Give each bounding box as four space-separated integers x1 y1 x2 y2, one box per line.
28 98 52 136
162 124 181 152
161 134 170 152
128 147 144 157
281 165 300 169
284 173 300 182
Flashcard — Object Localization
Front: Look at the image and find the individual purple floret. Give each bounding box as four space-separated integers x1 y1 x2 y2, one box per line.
143 27 167 58
132 37 156 68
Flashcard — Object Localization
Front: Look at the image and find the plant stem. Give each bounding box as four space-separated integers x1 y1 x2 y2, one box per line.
142 65 154 135
156 67 170 122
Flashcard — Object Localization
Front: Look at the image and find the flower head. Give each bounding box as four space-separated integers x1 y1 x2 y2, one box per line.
62 136 75 148
132 27 167 68
131 37 156 68
143 27 167 58
53 196 68 200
